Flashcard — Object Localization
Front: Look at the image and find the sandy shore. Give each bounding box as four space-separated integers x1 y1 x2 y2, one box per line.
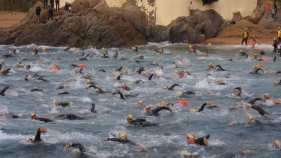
206 37 273 45
0 11 27 28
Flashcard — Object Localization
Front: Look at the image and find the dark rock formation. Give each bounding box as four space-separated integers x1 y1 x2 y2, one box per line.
0 0 224 47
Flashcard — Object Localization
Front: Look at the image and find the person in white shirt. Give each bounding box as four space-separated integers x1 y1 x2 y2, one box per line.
189 1 193 16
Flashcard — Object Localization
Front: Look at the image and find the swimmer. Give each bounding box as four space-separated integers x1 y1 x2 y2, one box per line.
148 72 157 80
274 71 281 75
126 114 158 127
113 91 139 100
0 86 12 96
163 84 181 90
116 73 123 80
249 67 264 74
215 65 226 71
24 75 29 81
263 93 272 101
95 88 111 95
197 101 213 112
86 79 94 84
137 100 144 107
121 83 130 91
239 50 247 56
100 53 109 58
54 63 60 70
225 73 230 78
228 114 257 126
145 105 173 116
259 49 265 55
76 57 88 60
186 133 210 146
233 87 242 97
23 64 30 70
273 80 281 85
251 54 258 60
30 113 53 122
112 50 119 59
274 140 281 149
1 110 20 118
177 91 196 98
2 54 13 58
53 99 72 107
56 84 71 90
69 64 79 67
244 104 269 116
98 69 106 72
114 66 123 72
15 62 24 68
57 91 70 95
1 68 10 75
248 98 264 105
63 143 87 157
84 84 97 90
179 70 191 78
216 79 226 85
207 63 214 70
31 86 43 91
83 73 92 79
25 128 47 144
74 68 83 75
130 46 138 51
154 47 163 54
136 55 144 59
31 49 39 55
54 114 85 120
36 77 50 82
90 103 97 113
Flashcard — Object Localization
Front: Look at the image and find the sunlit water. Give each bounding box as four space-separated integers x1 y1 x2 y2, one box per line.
0 43 281 158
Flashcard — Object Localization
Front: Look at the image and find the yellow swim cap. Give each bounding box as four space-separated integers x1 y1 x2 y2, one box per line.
126 114 134 122
264 93 270 98
274 140 281 148
87 79 92 84
163 86 168 90
177 92 183 97
119 133 127 140
25 136 32 142
42 47 47 51
52 99 57 104
208 63 212 66
161 101 167 106
145 106 151 110
187 133 195 139
188 45 192 48
157 103 163 107
95 89 100 93
208 43 212 46
138 100 144 105
248 115 254 121
174 70 179 75
30 112 36 118
121 83 126 87
189 109 197 113
216 79 222 84
274 81 279 85
123 70 128 74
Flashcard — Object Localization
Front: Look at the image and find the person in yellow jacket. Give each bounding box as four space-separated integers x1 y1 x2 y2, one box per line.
277 27 281 42
241 28 249 46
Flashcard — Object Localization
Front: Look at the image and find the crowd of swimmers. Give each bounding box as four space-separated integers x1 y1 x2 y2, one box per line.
1 44 281 157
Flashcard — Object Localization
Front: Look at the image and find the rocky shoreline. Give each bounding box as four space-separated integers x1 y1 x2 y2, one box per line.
0 0 224 48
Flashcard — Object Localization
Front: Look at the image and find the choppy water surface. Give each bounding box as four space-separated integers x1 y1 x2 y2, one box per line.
0 43 281 158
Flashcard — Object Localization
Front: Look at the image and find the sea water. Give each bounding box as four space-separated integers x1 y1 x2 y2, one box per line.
0 43 280 158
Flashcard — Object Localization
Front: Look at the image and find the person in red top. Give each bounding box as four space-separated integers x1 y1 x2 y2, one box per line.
264 3 270 19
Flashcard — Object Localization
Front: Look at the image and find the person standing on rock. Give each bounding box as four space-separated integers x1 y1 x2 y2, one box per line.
241 28 249 46
50 0 54 8
44 0 48 9
264 3 270 19
271 6 276 21
36 5 41 24
189 1 193 16
65 2 69 19
55 0 60 11
200 26 205 44
48 5 54 21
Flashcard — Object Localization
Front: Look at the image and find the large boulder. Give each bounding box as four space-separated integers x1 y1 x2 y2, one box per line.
168 9 224 43
248 8 264 24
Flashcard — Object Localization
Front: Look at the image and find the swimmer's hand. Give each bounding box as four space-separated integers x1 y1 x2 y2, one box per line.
102 138 108 141
63 144 69 152
140 146 147 151
228 122 234 126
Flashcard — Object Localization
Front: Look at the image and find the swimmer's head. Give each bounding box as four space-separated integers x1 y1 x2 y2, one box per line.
119 133 127 141
274 140 281 148
189 109 197 113
30 112 36 119
126 114 134 123
274 81 279 85
248 115 254 121
177 92 183 97
138 100 144 106
216 79 222 84
95 88 100 93
123 70 128 74
163 85 168 90
87 79 92 84
264 93 270 99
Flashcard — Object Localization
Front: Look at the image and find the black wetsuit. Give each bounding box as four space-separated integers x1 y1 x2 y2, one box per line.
249 98 264 105
149 106 172 116
148 74 155 80
251 105 269 116
273 40 278 52
276 71 281 74
138 67 144 75
116 74 122 80
77 58 87 60
106 138 136 145
215 65 226 71
166 84 181 90
123 86 130 91
57 91 70 95
91 104 97 113
194 135 210 146
239 52 247 56
56 102 71 107
116 91 138 100
1 68 10 75
56 114 85 120
198 103 208 112
98 69 106 72
37 77 49 82
5 112 20 118
0 87 9 96
88 84 97 89
180 91 196 98
234 87 242 97
31 88 43 92
34 128 43 143
36 117 53 123
71 143 86 152
251 68 263 74
129 118 158 127
116 66 123 71
260 51 265 55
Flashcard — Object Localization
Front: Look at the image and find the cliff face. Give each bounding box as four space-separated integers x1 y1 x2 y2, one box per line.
0 0 224 47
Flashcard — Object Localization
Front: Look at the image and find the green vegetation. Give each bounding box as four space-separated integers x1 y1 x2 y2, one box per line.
0 0 43 12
